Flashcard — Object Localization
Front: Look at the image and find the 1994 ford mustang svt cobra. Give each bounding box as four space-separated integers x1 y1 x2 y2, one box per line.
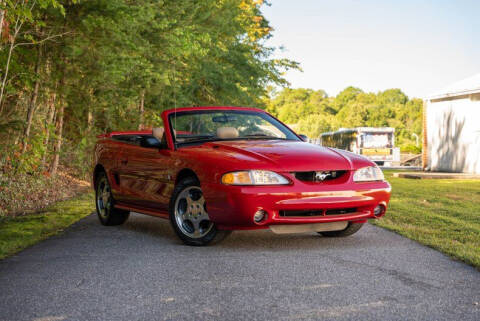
93 106 391 245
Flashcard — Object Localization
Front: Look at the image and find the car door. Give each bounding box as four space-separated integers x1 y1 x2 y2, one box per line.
117 139 175 211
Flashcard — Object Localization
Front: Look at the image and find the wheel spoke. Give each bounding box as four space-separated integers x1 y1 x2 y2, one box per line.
197 210 209 222
183 208 191 219
191 219 202 236
185 194 193 207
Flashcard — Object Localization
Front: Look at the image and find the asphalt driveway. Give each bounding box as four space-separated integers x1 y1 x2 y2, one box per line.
0 213 479 321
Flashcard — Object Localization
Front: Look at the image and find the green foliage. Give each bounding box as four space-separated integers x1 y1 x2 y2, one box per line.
296 114 335 138
0 0 298 178
267 88 333 124
268 87 423 151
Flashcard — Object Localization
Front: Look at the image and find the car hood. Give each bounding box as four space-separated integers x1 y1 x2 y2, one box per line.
192 140 372 172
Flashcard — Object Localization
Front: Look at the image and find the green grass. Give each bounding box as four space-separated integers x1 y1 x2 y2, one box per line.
374 171 480 269
0 193 94 259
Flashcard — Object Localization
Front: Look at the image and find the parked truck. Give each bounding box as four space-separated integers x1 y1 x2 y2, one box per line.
316 127 400 166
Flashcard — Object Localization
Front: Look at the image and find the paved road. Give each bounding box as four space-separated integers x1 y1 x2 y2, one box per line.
1 213 479 321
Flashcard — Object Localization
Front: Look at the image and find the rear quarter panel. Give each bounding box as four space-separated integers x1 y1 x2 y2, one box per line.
93 138 126 198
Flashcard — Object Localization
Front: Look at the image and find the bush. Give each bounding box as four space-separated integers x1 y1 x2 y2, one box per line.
401 144 421 154
0 170 90 217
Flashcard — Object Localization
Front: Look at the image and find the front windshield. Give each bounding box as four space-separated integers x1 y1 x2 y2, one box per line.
169 110 300 145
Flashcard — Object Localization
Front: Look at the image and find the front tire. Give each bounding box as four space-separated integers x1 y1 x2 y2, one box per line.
318 222 364 237
95 172 130 226
169 177 230 246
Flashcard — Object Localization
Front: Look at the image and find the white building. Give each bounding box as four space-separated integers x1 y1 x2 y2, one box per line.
423 73 480 174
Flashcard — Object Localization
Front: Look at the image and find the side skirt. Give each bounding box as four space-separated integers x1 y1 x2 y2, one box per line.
115 203 169 219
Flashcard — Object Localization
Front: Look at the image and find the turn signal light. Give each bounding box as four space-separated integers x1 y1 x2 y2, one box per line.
221 172 251 185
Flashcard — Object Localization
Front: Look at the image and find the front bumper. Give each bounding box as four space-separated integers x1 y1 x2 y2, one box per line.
203 179 391 230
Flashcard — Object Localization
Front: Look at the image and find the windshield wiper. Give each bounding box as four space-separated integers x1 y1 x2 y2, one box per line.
176 134 287 146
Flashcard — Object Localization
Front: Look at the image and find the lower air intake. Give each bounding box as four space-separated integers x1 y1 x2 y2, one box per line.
279 208 357 217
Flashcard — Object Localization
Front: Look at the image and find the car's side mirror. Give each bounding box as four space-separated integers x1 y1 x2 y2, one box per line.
299 134 308 142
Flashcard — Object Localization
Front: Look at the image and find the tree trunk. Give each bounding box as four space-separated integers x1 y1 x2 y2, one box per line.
87 108 93 132
50 101 64 176
49 65 66 177
0 8 4 44
0 17 22 113
0 37 15 112
138 89 145 130
20 46 43 155
41 90 57 169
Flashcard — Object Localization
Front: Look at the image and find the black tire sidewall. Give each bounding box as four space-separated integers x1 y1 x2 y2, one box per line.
95 171 129 226
95 172 110 225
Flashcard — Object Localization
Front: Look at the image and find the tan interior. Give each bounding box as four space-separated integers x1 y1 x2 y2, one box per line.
152 127 164 141
216 127 239 139
154 126 238 141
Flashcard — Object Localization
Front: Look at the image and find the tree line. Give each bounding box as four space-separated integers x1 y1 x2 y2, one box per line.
0 0 297 178
267 87 423 152
0 0 423 182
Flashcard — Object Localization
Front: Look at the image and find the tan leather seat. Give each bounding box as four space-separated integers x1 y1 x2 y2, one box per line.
217 127 239 139
152 127 164 141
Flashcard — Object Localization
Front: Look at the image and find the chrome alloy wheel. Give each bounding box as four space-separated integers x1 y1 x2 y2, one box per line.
96 176 112 219
174 186 213 238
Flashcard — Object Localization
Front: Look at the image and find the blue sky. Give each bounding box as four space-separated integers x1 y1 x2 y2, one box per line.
262 0 480 98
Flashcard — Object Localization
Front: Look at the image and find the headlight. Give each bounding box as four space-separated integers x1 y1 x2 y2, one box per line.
353 166 384 182
221 170 289 185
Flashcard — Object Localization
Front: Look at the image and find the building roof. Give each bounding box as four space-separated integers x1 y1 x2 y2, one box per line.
427 73 480 100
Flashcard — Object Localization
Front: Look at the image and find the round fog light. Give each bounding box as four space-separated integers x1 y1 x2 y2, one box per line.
254 209 267 223
373 205 385 217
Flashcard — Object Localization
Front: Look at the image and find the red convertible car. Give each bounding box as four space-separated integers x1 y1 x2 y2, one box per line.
93 106 391 245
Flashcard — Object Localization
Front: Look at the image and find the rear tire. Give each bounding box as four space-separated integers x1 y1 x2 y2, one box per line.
95 171 130 226
318 222 364 237
169 177 231 246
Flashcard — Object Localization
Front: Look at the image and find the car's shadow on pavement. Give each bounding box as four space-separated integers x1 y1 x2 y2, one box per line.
121 213 381 251
121 213 179 241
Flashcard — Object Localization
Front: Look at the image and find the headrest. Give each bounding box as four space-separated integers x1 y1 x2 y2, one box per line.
152 127 164 141
217 127 239 139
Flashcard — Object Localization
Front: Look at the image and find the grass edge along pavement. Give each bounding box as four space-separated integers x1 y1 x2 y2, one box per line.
373 170 480 270
0 193 94 259
1 171 479 270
